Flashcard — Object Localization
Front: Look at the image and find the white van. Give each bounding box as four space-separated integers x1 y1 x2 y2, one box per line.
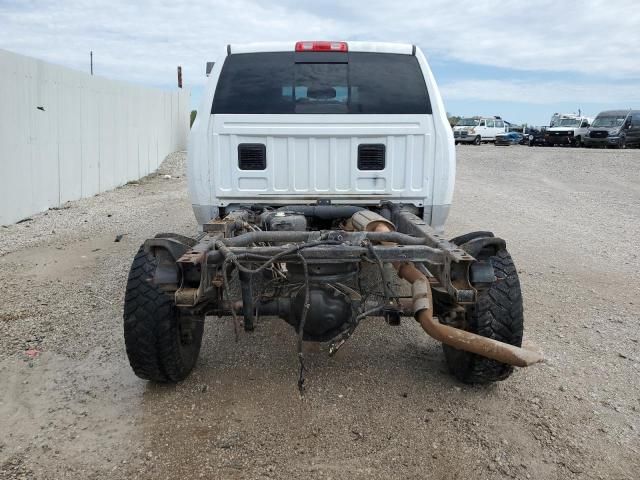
453 116 507 144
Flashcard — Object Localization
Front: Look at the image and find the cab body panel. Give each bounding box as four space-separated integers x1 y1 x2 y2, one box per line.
189 42 454 230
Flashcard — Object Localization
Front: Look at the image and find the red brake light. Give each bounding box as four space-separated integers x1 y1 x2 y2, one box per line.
295 41 348 52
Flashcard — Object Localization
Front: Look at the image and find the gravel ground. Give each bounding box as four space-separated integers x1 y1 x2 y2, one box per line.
1 146 639 479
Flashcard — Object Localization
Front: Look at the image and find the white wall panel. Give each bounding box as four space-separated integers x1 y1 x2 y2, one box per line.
81 82 101 198
0 49 190 225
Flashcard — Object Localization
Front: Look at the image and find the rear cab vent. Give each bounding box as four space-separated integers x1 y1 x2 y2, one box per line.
238 144 266 170
358 144 386 170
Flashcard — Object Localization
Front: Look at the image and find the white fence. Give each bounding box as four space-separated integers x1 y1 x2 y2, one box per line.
0 49 190 225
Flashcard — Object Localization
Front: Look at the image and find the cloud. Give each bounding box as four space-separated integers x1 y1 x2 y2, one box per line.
352 0 640 78
1 0 639 93
441 79 640 105
0 0 347 86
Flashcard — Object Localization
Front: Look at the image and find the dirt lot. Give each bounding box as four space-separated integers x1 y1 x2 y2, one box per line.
1 146 639 479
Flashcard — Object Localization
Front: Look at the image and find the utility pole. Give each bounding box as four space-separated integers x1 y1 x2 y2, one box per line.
90 51 93 75
177 66 182 88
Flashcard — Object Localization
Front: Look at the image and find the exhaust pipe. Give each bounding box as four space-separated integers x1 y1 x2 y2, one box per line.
351 211 543 367
397 262 542 367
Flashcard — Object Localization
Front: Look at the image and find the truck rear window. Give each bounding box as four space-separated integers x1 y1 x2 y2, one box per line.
212 52 431 114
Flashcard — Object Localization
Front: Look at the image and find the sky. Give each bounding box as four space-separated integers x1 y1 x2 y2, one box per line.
1 0 639 126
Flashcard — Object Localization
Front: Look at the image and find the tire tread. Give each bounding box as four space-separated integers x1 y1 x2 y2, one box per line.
443 249 524 384
123 246 203 382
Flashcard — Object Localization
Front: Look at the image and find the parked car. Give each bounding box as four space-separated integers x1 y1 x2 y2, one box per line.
524 127 547 147
495 132 524 146
453 116 507 144
584 110 640 149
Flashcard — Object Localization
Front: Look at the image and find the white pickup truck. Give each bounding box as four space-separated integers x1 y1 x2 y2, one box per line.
545 113 593 147
122 41 541 388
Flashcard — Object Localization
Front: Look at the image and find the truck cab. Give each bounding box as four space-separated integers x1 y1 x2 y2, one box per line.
453 116 506 145
189 41 455 232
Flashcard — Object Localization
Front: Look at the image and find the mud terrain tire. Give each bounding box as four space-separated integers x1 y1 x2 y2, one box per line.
443 248 524 384
123 246 203 382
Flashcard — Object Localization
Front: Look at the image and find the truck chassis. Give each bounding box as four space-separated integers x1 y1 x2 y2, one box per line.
124 204 542 387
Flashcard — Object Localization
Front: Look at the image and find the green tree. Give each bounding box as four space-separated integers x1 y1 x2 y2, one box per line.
447 113 460 128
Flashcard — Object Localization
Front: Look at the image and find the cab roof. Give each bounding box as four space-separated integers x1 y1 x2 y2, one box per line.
228 41 415 56
597 109 636 116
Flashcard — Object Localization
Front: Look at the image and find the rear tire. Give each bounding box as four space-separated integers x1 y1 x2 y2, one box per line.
442 248 524 384
123 246 204 382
